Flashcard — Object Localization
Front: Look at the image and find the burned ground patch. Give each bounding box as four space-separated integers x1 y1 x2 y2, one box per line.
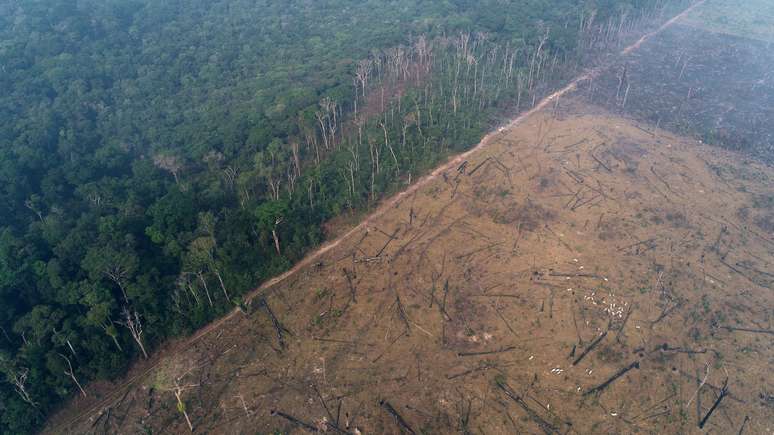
582 23 774 163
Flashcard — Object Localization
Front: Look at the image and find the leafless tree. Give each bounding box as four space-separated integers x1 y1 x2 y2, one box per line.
99 320 123 352
355 58 373 97
153 153 184 185
2 365 36 407
290 141 301 177
222 165 238 191
58 353 87 397
24 196 46 223
271 217 283 255
119 307 148 359
52 327 77 358
315 97 338 151
196 271 214 307
174 379 197 432
104 262 132 304
286 165 298 199
379 121 399 174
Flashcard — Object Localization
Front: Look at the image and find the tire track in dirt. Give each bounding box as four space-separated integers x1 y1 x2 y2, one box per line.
44 1 706 432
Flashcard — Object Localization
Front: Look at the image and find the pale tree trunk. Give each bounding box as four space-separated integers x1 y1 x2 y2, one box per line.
271 217 283 255
290 141 301 177
213 269 230 302
174 387 194 432
120 307 148 359
59 354 87 397
196 272 213 307
286 167 297 199
66 339 77 358
380 122 399 174
101 322 123 351
10 368 36 407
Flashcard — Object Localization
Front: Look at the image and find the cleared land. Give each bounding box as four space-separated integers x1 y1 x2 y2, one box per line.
49 97 773 433
45 1 774 433
586 21 774 163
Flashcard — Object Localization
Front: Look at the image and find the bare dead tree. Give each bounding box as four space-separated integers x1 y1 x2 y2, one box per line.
99 320 123 352
315 97 338 151
103 261 132 304
369 138 380 200
173 379 198 432
177 273 201 307
119 307 148 359
222 166 238 191
290 141 302 176
52 327 77 358
286 165 298 199
24 197 45 223
235 394 252 417
58 353 87 398
355 58 373 97
272 217 283 255
379 121 399 174
196 271 214 307
153 154 184 185
3 366 36 407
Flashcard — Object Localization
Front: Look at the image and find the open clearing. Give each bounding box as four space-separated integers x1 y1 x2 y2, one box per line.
587 0 774 163
51 97 774 433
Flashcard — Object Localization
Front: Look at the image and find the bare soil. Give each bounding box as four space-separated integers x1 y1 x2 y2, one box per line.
48 97 774 434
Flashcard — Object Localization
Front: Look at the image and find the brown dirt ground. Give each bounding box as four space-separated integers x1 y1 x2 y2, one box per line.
50 97 774 434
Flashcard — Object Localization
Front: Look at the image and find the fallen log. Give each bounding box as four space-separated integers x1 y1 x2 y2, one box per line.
722 326 774 335
572 329 608 366
458 345 516 357
617 238 656 252
375 228 400 257
272 409 352 434
271 410 318 432
446 362 496 380
656 343 707 354
496 380 559 435
343 268 356 303
738 415 750 435
379 400 416 434
699 379 729 429
590 152 612 173
468 157 492 175
455 241 504 260
583 361 640 396
258 298 291 350
615 305 634 343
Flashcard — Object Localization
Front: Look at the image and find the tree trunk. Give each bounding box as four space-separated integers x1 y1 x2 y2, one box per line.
272 228 281 255
134 336 148 359
213 269 230 302
175 389 194 432
110 334 123 352
197 272 213 307
66 339 77 358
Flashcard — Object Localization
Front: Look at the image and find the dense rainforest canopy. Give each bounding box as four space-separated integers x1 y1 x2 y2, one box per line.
0 0 683 431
